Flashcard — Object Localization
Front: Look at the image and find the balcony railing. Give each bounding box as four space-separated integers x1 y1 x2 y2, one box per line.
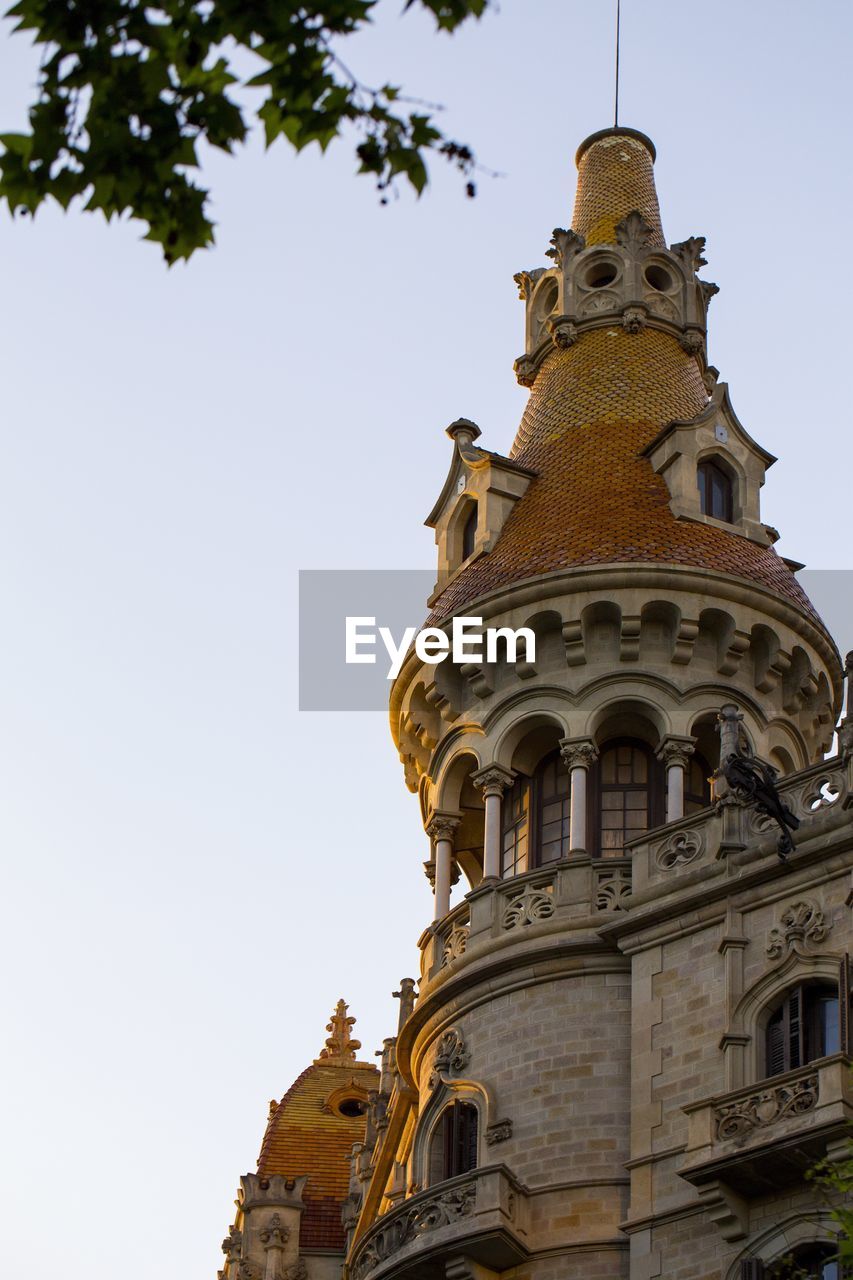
680 1056 853 1196
419 858 632 984
348 1165 529 1280
628 753 850 899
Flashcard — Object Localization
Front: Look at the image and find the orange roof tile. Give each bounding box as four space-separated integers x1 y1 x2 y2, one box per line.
430 132 823 630
257 1060 378 1251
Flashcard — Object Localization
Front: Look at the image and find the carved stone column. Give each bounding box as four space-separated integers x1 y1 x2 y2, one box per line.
656 735 696 823
426 814 461 920
471 764 516 880
559 737 598 854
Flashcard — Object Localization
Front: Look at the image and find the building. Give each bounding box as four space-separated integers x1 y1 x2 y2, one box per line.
219 127 853 1280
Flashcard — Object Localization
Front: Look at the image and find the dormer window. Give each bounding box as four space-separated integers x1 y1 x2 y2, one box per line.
461 501 478 562
697 458 734 522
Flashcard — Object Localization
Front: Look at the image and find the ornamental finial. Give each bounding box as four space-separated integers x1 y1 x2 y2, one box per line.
315 999 362 1065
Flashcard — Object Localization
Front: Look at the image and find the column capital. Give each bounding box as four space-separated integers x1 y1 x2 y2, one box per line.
656 734 696 769
425 812 462 842
470 763 516 798
559 736 598 771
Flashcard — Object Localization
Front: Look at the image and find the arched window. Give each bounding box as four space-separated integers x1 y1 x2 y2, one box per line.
594 740 664 857
428 1102 478 1184
766 1243 840 1278
765 982 840 1077
698 458 734 522
500 751 571 877
685 754 712 815
461 502 478 561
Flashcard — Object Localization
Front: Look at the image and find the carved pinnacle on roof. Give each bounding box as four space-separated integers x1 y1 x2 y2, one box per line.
315 999 362 1065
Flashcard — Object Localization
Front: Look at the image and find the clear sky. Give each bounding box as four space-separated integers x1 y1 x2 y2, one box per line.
0 3 851 1277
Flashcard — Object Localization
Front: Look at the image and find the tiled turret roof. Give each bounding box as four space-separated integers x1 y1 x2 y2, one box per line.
430 130 822 627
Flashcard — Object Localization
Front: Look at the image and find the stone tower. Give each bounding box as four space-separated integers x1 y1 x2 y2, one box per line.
221 128 853 1280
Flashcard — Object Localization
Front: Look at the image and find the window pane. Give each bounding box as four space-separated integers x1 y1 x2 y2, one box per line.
820 996 840 1057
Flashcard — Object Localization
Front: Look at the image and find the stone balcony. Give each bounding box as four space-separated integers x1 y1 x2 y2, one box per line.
625 753 850 906
418 858 632 987
348 1165 530 1280
680 1055 853 1198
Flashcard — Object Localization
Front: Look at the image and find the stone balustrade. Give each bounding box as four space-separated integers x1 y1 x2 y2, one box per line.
348 1164 529 1280
680 1055 853 1197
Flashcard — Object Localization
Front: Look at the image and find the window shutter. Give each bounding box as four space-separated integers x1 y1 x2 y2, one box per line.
841 954 852 1057
788 985 803 1069
766 1012 786 1077
463 1104 478 1173
739 1261 765 1279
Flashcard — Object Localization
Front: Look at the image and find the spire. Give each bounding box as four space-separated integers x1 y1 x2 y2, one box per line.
315 999 362 1065
572 127 664 248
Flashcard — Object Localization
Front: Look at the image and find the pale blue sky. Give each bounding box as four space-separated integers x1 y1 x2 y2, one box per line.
0 3 851 1277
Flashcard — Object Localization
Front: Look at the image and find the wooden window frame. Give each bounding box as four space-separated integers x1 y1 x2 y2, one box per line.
589 738 666 859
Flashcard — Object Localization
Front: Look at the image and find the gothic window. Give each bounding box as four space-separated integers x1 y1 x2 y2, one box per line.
764 982 840 1077
684 754 712 815
500 751 571 877
428 1102 478 1184
593 740 664 857
741 1243 842 1278
461 502 478 561
698 457 734 522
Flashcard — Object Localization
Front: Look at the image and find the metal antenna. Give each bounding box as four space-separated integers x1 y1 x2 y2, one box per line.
614 0 621 127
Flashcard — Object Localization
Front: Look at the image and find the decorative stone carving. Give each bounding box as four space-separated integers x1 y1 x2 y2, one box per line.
513 354 537 387
547 315 578 348
426 815 461 844
679 328 705 355
656 736 696 770
350 1181 477 1280
615 209 656 253
699 279 720 307
594 866 632 911
422 858 436 888
260 1214 291 1248
502 886 555 929
316 999 362 1065
222 1226 242 1263
471 765 515 799
655 830 704 870
766 900 830 960
512 267 544 299
560 738 598 771
622 305 647 334
670 235 708 272
545 226 585 268
714 1073 819 1140
485 1118 513 1145
429 1027 469 1087
441 923 469 967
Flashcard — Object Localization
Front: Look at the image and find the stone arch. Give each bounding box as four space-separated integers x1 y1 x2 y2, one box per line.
724 1211 841 1280
693 607 741 675
433 748 484 887
492 704 570 773
751 623 784 694
731 949 843 1083
589 696 668 750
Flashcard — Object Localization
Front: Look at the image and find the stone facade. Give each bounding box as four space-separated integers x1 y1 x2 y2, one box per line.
221 127 852 1280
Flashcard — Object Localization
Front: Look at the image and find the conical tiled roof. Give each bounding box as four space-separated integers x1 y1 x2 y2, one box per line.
430 129 822 626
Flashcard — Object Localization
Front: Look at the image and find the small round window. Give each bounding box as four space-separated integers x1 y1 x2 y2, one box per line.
644 264 674 292
337 1097 366 1118
585 262 618 289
